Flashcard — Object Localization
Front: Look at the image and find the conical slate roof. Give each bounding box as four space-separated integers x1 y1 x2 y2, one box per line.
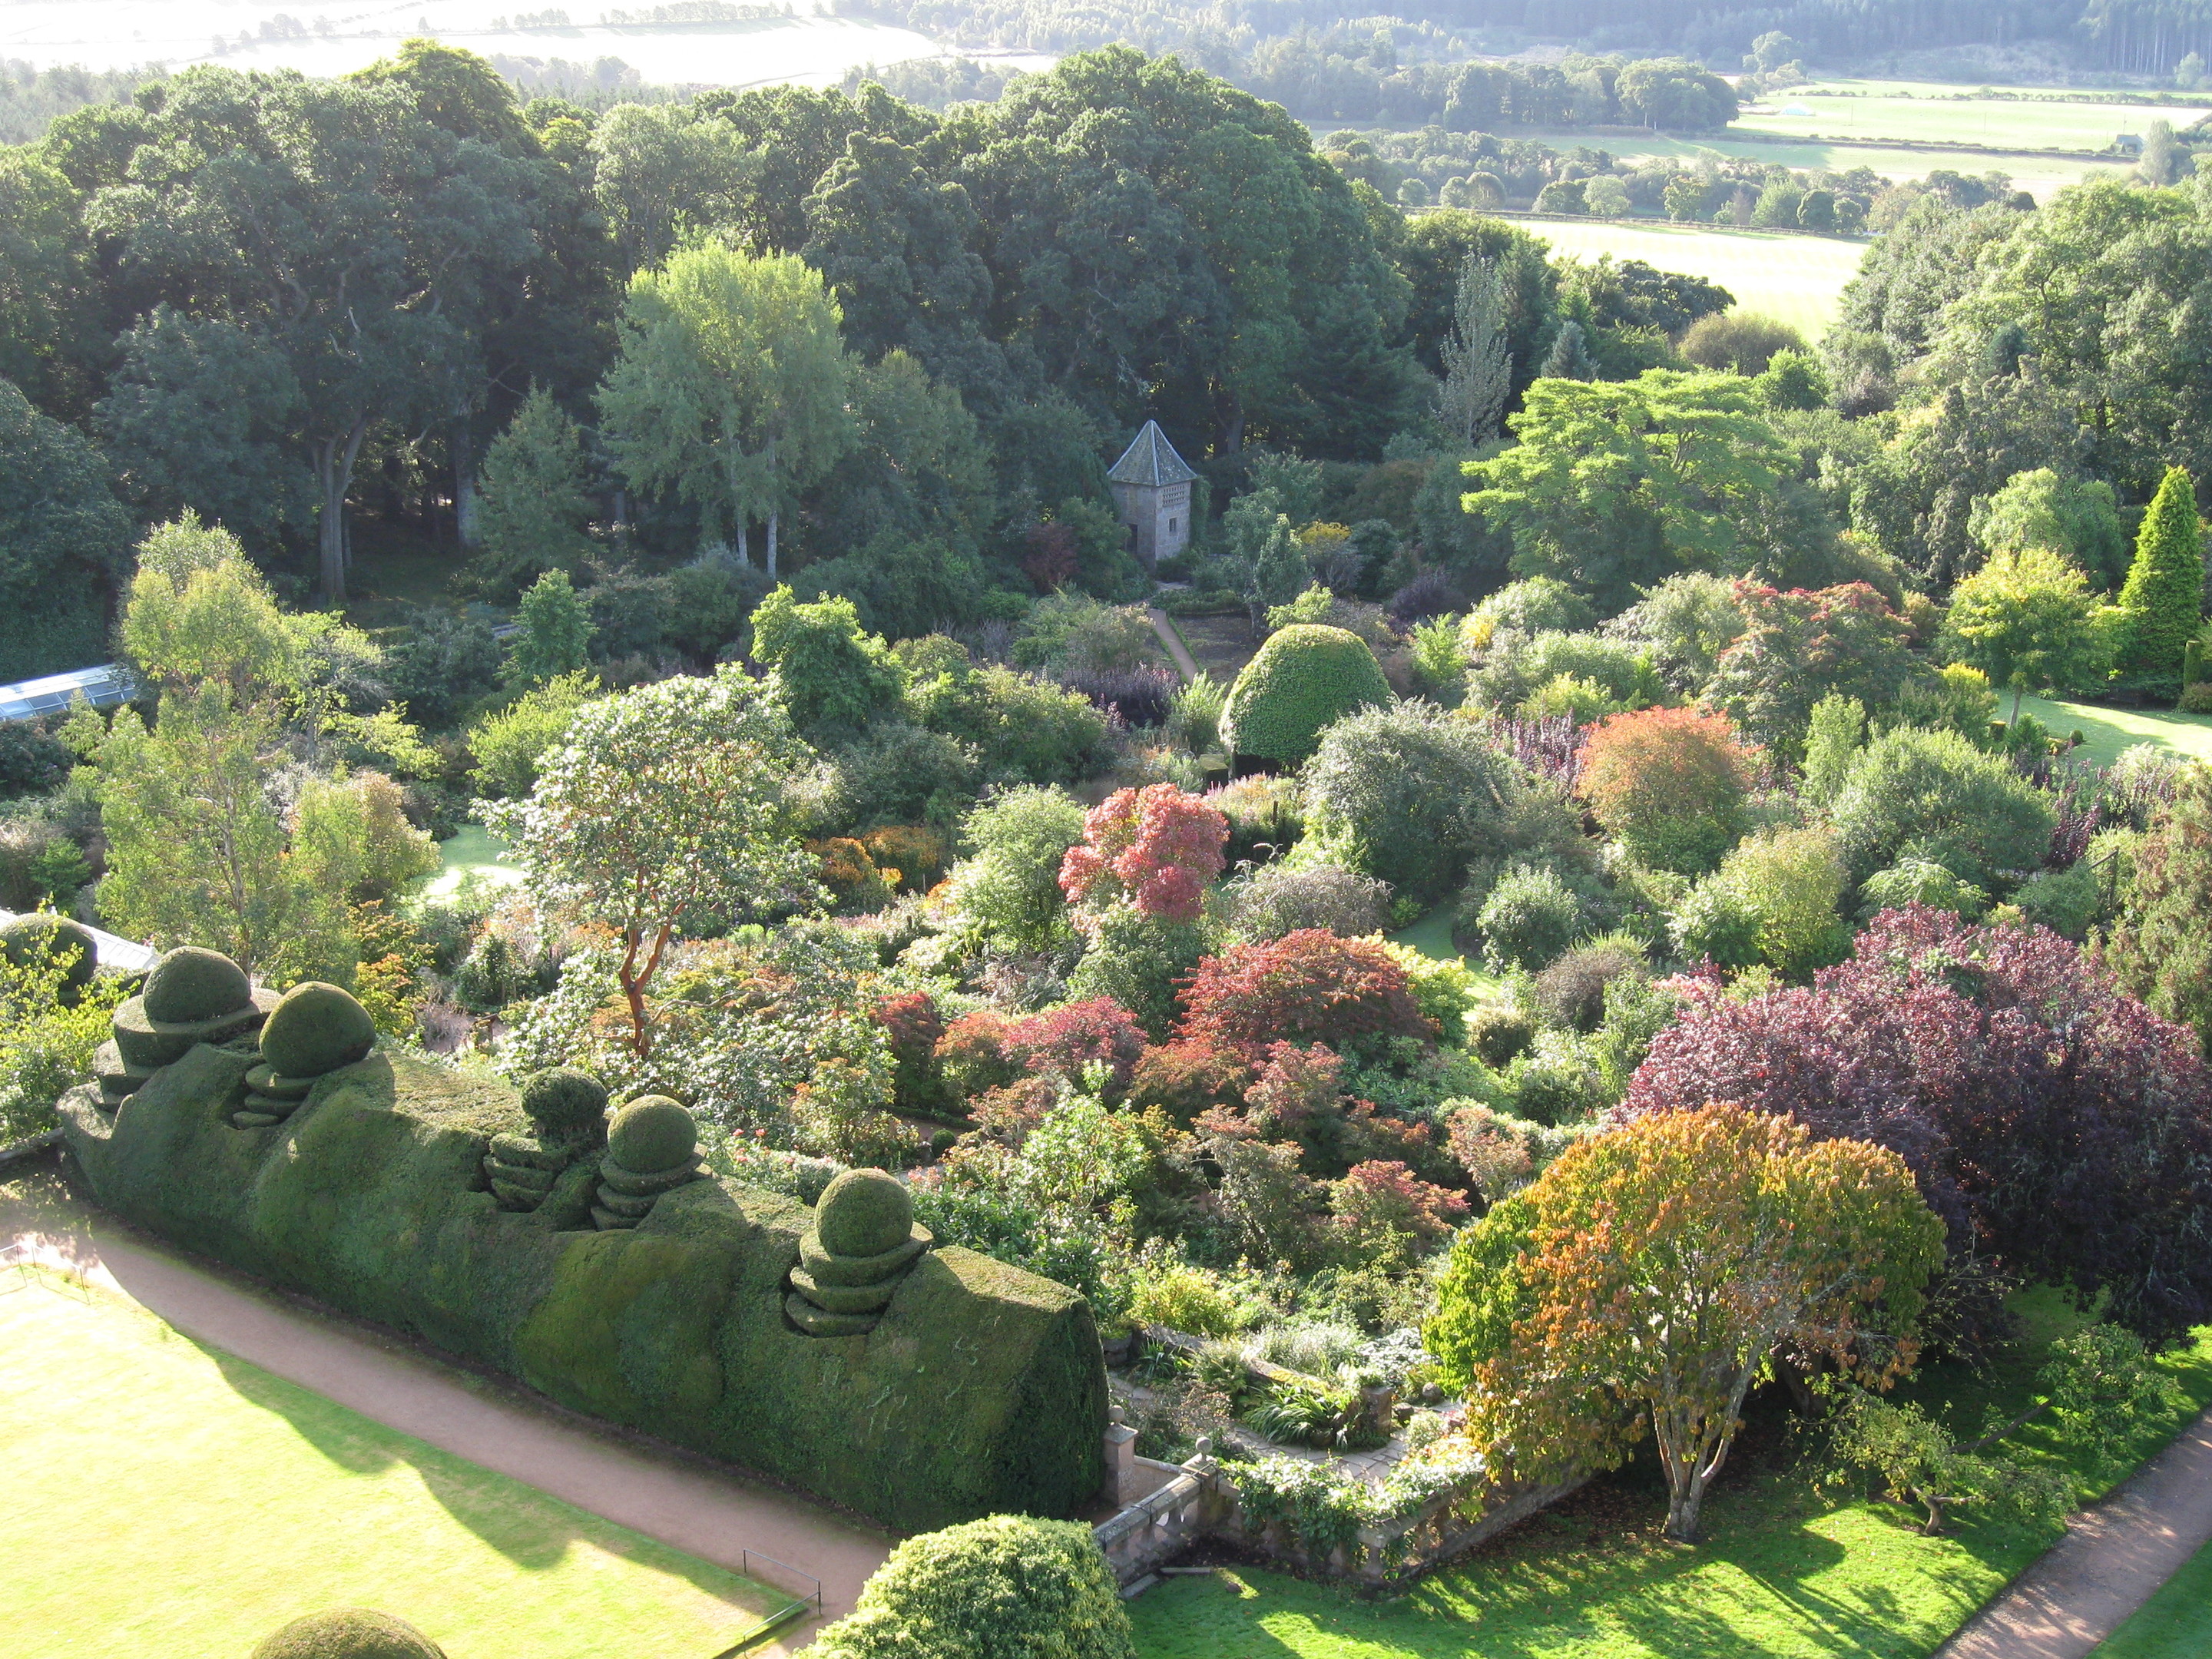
1108 420 1199 488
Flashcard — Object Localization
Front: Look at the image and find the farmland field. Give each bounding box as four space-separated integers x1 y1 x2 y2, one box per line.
1734 81 2207 151
1519 130 2132 204
1508 220 1868 338
0 1267 783 1659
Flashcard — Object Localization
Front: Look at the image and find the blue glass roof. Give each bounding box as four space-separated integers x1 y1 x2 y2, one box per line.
0 664 137 724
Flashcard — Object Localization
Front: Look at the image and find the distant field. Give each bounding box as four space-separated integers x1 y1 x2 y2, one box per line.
1520 130 2131 204
1513 220 1867 338
1734 81 2207 151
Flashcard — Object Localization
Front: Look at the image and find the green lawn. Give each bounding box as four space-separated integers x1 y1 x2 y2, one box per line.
425 821 527 902
0 1267 784 1659
2015 695 2212 769
2095 1535 2212 1657
1130 1293 2212 1659
1734 84 2207 151
1506 220 1868 339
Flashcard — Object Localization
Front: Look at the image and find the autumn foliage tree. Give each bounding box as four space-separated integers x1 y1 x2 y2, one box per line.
1059 783 1228 925
1626 906 2212 1342
1427 1103 1945 1542
1576 706 1756 873
1704 581 1916 757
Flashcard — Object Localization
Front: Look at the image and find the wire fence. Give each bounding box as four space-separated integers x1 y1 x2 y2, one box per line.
707 1551 823 1656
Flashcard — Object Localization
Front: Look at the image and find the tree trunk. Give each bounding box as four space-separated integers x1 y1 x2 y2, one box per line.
766 508 779 578
618 920 673 1059
315 419 369 604
735 522 750 568
454 425 481 548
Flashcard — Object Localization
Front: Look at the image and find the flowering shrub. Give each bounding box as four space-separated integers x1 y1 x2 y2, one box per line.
1624 906 2212 1342
1575 706 1753 873
1058 783 1227 924
1179 929 1437 1060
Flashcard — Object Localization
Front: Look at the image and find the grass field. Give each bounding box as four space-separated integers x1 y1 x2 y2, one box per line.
1734 82 2208 151
1130 1291 2212 1659
427 821 525 901
1521 129 2131 204
1513 220 1867 337
2095 1536 2212 1657
0 1267 783 1659
2016 695 2212 769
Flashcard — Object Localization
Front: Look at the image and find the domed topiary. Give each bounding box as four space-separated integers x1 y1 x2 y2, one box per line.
1220 624 1392 766
250 1607 446 1659
0 912 97 1002
816 1167 913 1258
520 1066 609 1136
142 945 253 1024
259 982 377 1078
606 1095 697 1174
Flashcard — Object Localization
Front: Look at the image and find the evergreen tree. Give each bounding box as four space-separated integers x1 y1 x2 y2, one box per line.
472 386 596 598
2116 467 2204 677
508 568 594 686
1436 254 1512 449
1539 320 1592 381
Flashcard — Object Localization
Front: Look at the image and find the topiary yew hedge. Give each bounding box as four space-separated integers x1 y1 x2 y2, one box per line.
59 1047 1105 1532
1220 624 1391 765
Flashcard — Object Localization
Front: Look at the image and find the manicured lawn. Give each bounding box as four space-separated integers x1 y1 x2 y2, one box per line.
0 1268 783 1659
1733 84 2208 151
426 821 527 901
2015 695 2212 769
2095 1536 2212 1657
1505 220 1868 339
1130 1293 2212 1659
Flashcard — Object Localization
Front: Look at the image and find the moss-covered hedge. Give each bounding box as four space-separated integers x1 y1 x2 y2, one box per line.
1220 624 1392 766
250 1608 445 1659
60 1048 1104 1532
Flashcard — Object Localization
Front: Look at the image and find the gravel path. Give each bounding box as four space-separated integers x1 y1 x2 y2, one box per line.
1147 607 1200 682
5 1207 893 1652
1936 1402 2212 1659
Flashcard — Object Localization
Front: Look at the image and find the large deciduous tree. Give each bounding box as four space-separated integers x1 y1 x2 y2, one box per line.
0 376 131 681
84 58 548 598
598 243 850 575
487 666 820 1058
1428 1101 1942 1542
1940 548 2118 721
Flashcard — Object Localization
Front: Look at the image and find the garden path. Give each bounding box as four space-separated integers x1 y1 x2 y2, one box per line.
3 1202 894 1651
1145 607 1200 683
1936 1400 2212 1659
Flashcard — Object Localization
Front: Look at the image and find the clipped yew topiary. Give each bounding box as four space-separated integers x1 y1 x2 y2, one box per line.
260 982 377 1078
605 1094 697 1173
519 1065 608 1138
816 1168 913 1257
250 1608 445 1659
0 912 97 1002
2117 466 2205 678
1220 624 1391 765
142 945 253 1024
811 1515 1134 1659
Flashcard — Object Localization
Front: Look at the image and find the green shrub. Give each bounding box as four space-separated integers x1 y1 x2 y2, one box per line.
1477 863 1582 972
466 672 599 799
0 912 95 1003
749 584 907 743
1220 624 1392 765
817 1167 914 1256
945 786 1087 950
812 1515 1134 1659
250 1608 445 1659
1861 856 1989 921
1666 876 1763 970
1301 702 1522 901
1530 939 1647 1033
1720 827 1850 980
1465 576 1593 645
1468 1006 1535 1067
2013 862 2101 939
1831 725 2057 886
1067 907 1204 1040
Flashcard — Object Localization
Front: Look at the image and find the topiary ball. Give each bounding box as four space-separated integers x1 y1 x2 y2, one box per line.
0 912 98 1002
142 945 253 1024
606 1095 697 1174
1220 624 1392 765
816 1167 912 1258
520 1066 608 1135
260 982 377 1078
250 1607 446 1659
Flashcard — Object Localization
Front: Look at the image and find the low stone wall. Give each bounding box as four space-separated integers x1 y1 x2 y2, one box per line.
1094 1456 1224 1584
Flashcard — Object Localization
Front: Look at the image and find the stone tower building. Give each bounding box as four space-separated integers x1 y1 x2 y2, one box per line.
1108 420 1198 571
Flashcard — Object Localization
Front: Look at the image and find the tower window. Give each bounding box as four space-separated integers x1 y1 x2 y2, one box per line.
1169 518 1177 532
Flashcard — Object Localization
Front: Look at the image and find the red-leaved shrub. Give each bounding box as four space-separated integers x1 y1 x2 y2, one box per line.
1128 1037 1250 1123
1059 783 1228 924
1177 929 1437 1060
1576 706 1754 873
1002 997 1148 1101
1330 1159 1470 1259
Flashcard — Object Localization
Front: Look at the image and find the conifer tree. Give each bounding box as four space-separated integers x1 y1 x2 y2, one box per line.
2116 467 2204 677
473 386 596 598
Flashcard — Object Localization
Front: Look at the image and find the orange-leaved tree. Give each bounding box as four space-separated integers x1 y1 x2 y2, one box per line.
1575 705 1756 873
1425 1101 1944 1542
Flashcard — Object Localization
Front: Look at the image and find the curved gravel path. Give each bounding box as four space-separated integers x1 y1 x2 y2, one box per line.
5 1206 893 1653
1936 1402 2212 1659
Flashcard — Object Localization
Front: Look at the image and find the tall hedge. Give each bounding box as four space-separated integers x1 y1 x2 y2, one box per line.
2117 466 2204 677
1220 624 1391 765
